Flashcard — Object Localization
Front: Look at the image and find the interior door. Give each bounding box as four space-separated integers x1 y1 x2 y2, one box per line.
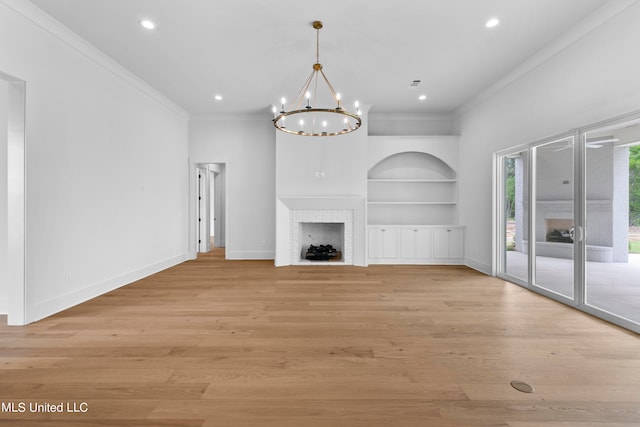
196 166 210 253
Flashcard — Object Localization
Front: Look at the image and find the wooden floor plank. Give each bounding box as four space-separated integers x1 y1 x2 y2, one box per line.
1 248 640 425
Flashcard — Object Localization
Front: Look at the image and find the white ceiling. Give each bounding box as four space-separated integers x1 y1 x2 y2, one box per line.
28 0 613 116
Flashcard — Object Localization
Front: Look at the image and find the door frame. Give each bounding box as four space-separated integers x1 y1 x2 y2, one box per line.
494 110 640 334
191 161 228 258
1 72 26 325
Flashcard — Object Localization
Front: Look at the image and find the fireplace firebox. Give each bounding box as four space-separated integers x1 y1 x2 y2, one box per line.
299 222 344 262
545 218 574 243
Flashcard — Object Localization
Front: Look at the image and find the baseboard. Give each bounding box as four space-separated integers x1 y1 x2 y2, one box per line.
464 256 492 275
28 253 189 323
225 250 275 260
0 297 7 314
368 258 464 265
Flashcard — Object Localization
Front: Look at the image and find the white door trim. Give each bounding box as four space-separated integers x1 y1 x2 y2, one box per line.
2 72 26 325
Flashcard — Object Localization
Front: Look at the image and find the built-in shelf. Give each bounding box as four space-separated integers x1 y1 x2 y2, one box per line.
367 150 458 225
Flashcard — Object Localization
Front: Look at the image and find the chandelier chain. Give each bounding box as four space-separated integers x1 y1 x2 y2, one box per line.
316 27 320 64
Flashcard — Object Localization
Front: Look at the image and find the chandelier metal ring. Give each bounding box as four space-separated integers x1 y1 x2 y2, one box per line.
274 108 362 136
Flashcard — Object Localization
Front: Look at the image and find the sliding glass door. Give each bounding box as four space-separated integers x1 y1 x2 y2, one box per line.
532 137 575 300
496 112 640 333
500 150 529 284
583 117 640 326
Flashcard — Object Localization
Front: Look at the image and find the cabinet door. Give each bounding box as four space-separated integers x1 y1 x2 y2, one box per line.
399 228 432 259
399 228 417 258
415 228 433 259
433 228 464 259
368 227 399 258
381 228 399 258
433 228 449 258
368 228 383 258
447 228 464 259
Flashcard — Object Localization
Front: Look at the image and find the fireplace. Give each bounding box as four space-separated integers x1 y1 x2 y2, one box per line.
290 210 353 265
275 197 366 266
545 218 573 243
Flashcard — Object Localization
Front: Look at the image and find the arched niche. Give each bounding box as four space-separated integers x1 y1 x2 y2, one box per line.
368 151 456 180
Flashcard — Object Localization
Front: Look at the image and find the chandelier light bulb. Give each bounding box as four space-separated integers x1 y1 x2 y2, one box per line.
139 19 156 30
486 17 500 28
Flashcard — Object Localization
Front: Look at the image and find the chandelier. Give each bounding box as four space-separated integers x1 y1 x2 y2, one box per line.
272 21 361 137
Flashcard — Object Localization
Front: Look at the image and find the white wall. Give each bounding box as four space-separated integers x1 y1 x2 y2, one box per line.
276 124 368 197
189 116 276 259
369 113 455 136
456 1 640 273
0 0 190 323
0 79 7 314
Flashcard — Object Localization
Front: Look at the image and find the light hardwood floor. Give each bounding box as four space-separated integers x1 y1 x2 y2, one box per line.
1 248 640 426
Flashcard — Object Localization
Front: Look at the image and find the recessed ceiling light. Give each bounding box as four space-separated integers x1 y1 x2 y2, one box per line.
214 95 223 101
139 19 156 30
418 95 427 101
486 17 500 28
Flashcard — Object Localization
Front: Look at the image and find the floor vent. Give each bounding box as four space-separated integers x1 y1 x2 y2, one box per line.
510 380 535 393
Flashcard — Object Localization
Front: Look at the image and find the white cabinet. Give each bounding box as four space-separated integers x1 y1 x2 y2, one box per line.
368 225 463 264
433 227 464 259
368 227 399 259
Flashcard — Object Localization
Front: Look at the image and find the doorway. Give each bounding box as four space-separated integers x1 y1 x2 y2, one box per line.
0 71 26 325
195 163 226 254
496 111 640 333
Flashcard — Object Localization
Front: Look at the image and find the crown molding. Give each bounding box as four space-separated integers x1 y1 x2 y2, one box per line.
368 112 454 122
455 0 639 119
1 0 189 120
189 112 272 122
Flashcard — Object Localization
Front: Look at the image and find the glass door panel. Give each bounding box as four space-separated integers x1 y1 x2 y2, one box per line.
584 119 640 325
533 137 574 299
502 151 529 282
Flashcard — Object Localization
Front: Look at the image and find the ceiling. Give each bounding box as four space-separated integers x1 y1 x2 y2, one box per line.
28 0 613 116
